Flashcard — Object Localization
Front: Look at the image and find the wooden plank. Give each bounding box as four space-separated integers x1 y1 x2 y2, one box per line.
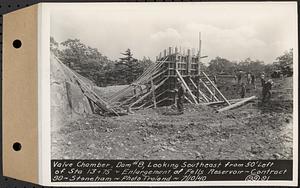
176 70 198 104
129 77 168 108
202 71 231 105
184 95 193 104
199 78 219 101
188 77 210 102
135 89 168 110
136 57 167 83
202 98 245 106
217 96 257 112
108 58 167 102
151 77 157 108
109 58 168 102
129 90 152 108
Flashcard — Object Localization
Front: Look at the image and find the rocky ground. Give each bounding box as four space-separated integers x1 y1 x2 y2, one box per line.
52 77 293 160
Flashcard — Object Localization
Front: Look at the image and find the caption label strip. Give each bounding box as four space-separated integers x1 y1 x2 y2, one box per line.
51 160 292 182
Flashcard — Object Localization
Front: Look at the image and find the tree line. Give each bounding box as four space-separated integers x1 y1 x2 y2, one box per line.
206 49 293 77
51 36 293 87
51 37 153 86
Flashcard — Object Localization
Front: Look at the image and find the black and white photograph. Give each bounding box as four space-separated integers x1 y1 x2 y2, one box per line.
49 2 297 162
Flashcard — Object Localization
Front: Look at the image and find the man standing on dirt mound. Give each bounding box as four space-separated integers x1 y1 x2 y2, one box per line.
176 82 185 114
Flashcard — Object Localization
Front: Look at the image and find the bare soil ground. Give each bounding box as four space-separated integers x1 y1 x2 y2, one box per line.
52 77 293 160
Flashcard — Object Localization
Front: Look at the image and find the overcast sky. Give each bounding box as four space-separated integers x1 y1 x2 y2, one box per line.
50 2 297 64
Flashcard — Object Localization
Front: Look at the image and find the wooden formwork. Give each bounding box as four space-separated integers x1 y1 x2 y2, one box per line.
109 45 230 112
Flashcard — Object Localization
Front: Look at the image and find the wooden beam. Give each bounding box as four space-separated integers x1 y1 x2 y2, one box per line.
108 86 134 102
108 57 168 102
202 98 245 106
217 96 257 112
129 90 152 108
188 77 210 103
133 100 151 110
136 57 167 83
184 95 193 104
176 70 198 104
129 77 168 108
199 78 219 101
151 77 157 108
202 72 231 105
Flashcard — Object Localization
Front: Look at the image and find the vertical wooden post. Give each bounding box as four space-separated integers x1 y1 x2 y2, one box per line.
187 49 191 75
175 46 178 54
197 32 202 103
176 70 198 104
168 47 172 55
151 77 157 108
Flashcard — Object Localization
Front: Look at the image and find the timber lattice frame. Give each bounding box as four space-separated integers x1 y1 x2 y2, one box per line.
109 46 231 112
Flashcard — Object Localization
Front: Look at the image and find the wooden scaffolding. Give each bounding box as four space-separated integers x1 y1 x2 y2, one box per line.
108 44 231 112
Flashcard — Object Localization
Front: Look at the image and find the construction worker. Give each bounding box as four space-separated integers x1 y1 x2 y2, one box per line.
240 83 246 98
260 73 266 87
251 73 256 89
213 75 217 85
237 72 242 84
247 72 251 85
262 79 273 103
176 82 185 114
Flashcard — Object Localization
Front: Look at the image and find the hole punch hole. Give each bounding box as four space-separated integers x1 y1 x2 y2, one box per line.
13 142 22 151
13 39 22 48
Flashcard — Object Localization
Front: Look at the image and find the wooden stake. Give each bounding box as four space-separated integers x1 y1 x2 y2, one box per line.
202 72 231 105
151 77 157 108
176 70 198 104
199 78 219 101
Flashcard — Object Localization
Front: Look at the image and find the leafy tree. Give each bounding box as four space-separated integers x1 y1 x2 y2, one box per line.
50 38 153 86
238 58 265 76
274 49 293 67
58 38 113 85
60 39 88 69
207 56 236 75
273 49 293 76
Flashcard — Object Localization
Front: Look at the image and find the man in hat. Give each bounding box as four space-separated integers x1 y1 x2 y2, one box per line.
260 73 266 87
176 82 185 114
262 79 273 103
240 83 246 98
251 73 256 89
